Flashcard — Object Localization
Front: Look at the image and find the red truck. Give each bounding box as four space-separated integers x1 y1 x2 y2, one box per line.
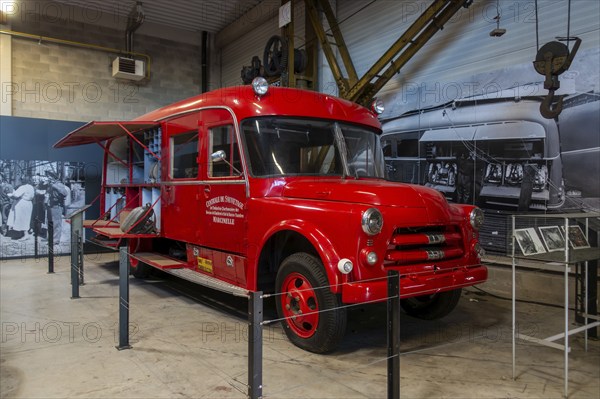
55 78 487 353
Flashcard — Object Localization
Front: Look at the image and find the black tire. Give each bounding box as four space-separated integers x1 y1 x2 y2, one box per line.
130 257 151 279
275 253 346 353
401 288 462 320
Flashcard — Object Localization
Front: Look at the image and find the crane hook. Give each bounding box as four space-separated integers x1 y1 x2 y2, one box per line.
533 38 581 119
540 89 563 119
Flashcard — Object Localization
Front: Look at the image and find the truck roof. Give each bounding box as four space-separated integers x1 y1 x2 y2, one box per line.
136 85 381 129
54 86 381 148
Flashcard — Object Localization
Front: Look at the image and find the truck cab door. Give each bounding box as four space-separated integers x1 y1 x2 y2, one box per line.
200 108 247 285
162 112 204 244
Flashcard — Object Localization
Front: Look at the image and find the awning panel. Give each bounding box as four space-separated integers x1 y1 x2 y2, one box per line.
54 121 159 148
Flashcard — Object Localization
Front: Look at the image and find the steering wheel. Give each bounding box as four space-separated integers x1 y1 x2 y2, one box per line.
354 168 368 177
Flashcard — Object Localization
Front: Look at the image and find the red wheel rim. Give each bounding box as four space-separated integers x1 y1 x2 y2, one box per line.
280 272 319 338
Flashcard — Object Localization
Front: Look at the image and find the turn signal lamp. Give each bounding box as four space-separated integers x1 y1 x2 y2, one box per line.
366 251 378 265
337 258 353 274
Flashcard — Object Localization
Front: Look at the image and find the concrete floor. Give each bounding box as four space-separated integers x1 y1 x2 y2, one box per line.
1 253 599 399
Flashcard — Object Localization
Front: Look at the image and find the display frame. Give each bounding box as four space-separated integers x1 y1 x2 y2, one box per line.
538 225 566 252
563 225 591 249
514 227 547 256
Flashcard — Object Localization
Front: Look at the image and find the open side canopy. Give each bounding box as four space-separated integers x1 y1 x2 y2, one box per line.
53 121 159 148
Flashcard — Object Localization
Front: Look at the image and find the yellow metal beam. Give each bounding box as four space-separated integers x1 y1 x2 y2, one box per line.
305 0 349 96
305 0 472 107
316 0 359 87
348 0 466 105
282 0 296 88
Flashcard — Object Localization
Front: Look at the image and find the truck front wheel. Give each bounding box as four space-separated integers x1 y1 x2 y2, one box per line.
400 288 462 320
275 253 347 353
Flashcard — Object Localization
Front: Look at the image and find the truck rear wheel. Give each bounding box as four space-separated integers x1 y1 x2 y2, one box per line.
129 256 151 279
275 253 347 353
401 288 462 320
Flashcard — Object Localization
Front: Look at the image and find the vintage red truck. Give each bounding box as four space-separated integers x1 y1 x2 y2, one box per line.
55 78 487 353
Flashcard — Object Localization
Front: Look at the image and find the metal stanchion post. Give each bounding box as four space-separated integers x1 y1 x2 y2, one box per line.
248 291 263 399
511 215 516 380
563 218 569 398
78 235 84 285
47 220 54 274
387 270 400 399
70 230 80 299
34 217 39 260
116 244 132 350
69 210 85 285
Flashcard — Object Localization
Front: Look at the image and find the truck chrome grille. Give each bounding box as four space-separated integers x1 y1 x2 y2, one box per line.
385 226 464 265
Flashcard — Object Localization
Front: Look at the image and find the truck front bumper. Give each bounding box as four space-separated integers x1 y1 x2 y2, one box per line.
341 264 487 303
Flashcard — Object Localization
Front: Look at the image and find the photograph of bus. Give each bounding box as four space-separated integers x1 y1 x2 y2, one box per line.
381 92 599 212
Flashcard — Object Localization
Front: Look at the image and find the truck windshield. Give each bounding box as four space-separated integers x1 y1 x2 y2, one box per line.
241 117 385 178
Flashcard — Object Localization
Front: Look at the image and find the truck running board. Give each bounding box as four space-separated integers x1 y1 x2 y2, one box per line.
132 252 250 298
164 268 250 298
89 235 120 250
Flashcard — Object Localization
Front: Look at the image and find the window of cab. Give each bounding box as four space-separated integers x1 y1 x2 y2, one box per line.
208 125 242 178
170 131 199 179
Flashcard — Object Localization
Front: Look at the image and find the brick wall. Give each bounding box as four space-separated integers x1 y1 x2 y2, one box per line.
5 17 202 122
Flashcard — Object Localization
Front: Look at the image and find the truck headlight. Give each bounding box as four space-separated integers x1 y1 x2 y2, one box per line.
469 208 484 230
362 208 383 235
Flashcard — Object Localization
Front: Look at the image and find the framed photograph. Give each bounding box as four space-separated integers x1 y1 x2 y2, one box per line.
514 228 547 256
538 226 566 252
563 225 590 249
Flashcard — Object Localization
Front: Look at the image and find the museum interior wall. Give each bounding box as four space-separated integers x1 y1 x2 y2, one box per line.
2 3 204 122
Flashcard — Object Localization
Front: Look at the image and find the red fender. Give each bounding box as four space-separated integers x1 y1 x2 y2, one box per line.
255 219 342 293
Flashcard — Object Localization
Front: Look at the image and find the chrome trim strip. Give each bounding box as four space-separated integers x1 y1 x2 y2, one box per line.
426 249 445 260
426 234 446 244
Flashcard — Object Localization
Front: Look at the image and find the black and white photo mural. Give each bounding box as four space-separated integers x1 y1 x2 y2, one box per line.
364 0 599 217
380 47 599 213
361 0 600 256
0 160 86 258
379 46 599 255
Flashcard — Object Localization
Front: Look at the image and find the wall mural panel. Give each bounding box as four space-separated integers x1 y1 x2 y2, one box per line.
380 47 599 255
0 160 86 258
381 47 600 213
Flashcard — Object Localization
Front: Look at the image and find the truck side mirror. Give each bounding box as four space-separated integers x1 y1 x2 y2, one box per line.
211 150 226 163
210 150 243 176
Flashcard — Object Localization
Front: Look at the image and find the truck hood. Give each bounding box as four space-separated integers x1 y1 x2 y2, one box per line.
281 179 445 208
